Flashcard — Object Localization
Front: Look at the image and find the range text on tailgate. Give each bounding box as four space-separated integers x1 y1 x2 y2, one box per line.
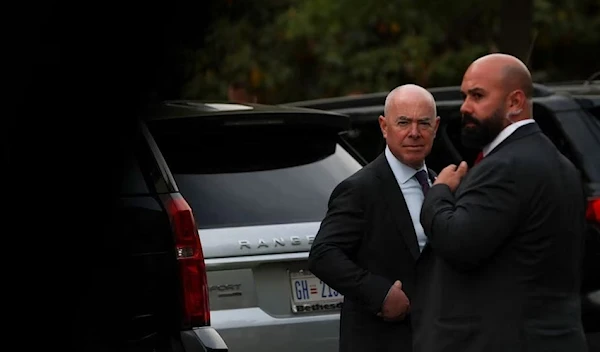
239 235 315 250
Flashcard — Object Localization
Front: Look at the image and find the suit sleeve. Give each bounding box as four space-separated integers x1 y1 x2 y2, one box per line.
420 159 520 271
308 178 392 315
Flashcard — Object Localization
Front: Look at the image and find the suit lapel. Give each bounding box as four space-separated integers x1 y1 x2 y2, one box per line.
417 168 437 258
373 154 421 260
486 122 541 158
427 168 437 184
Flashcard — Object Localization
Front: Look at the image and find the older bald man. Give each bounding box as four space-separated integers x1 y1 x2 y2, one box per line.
309 84 440 352
414 53 588 352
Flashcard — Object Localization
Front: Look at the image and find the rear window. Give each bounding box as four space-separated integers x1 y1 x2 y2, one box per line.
589 105 600 121
149 124 362 229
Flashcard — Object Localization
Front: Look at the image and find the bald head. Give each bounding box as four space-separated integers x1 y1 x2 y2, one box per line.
384 84 437 118
467 53 533 98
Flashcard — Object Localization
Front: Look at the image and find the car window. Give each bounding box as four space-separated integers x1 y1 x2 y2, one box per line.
148 124 362 229
553 109 600 182
342 120 386 162
171 144 360 229
531 103 579 161
588 105 600 121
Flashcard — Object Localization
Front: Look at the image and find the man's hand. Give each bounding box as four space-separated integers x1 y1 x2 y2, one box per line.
377 280 410 321
433 161 468 192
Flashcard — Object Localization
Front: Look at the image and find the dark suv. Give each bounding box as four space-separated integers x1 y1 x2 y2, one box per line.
284 82 600 335
115 119 229 351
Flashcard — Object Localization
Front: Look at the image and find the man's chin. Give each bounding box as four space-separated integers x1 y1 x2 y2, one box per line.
403 155 426 169
460 134 488 149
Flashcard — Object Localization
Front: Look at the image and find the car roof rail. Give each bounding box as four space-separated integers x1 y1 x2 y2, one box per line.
284 83 555 111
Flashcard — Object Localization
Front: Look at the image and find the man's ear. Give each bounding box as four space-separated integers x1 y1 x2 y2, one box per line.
433 116 441 136
508 90 527 114
378 115 387 139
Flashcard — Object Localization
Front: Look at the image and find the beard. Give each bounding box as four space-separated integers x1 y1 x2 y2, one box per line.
460 108 507 149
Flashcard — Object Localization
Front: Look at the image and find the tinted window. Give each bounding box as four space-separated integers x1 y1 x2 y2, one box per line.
553 109 600 181
173 145 360 228
149 124 362 228
588 105 600 122
342 120 386 163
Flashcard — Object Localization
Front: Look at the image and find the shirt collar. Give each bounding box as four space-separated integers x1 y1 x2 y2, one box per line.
482 119 535 156
385 145 427 184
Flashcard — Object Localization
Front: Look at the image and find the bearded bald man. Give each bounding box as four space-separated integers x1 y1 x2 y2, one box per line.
413 53 588 352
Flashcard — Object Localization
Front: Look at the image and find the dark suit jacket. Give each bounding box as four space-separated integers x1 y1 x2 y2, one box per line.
414 123 588 352
308 153 436 352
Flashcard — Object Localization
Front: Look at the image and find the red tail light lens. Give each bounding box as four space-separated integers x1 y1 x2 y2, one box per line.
587 198 600 223
163 193 210 328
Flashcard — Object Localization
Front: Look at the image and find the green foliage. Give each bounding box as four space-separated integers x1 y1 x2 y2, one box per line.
530 0 600 81
182 0 600 104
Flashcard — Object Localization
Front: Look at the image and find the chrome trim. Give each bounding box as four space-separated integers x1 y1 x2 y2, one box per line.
204 252 308 270
210 307 340 329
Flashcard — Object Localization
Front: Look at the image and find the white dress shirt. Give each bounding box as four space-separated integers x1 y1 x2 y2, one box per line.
482 119 536 156
384 146 430 252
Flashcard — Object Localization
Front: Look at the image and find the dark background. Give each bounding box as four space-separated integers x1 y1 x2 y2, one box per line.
6 1 599 350
7 1 208 348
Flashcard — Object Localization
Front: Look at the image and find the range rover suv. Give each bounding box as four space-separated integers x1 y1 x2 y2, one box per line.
143 101 366 352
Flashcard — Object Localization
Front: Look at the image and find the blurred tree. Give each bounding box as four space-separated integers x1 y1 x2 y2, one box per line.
498 0 534 64
181 0 300 103
528 0 600 81
180 0 600 104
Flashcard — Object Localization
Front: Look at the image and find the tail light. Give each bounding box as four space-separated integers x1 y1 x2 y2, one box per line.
162 193 210 328
587 198 600 224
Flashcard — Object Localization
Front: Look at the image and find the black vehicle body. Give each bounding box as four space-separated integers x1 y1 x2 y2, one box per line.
114 119 229 352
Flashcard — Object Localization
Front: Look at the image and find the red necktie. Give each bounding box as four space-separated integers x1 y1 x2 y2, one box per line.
474 151 484 165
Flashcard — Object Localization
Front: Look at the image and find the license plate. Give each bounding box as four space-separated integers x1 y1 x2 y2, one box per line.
289 270 343 313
